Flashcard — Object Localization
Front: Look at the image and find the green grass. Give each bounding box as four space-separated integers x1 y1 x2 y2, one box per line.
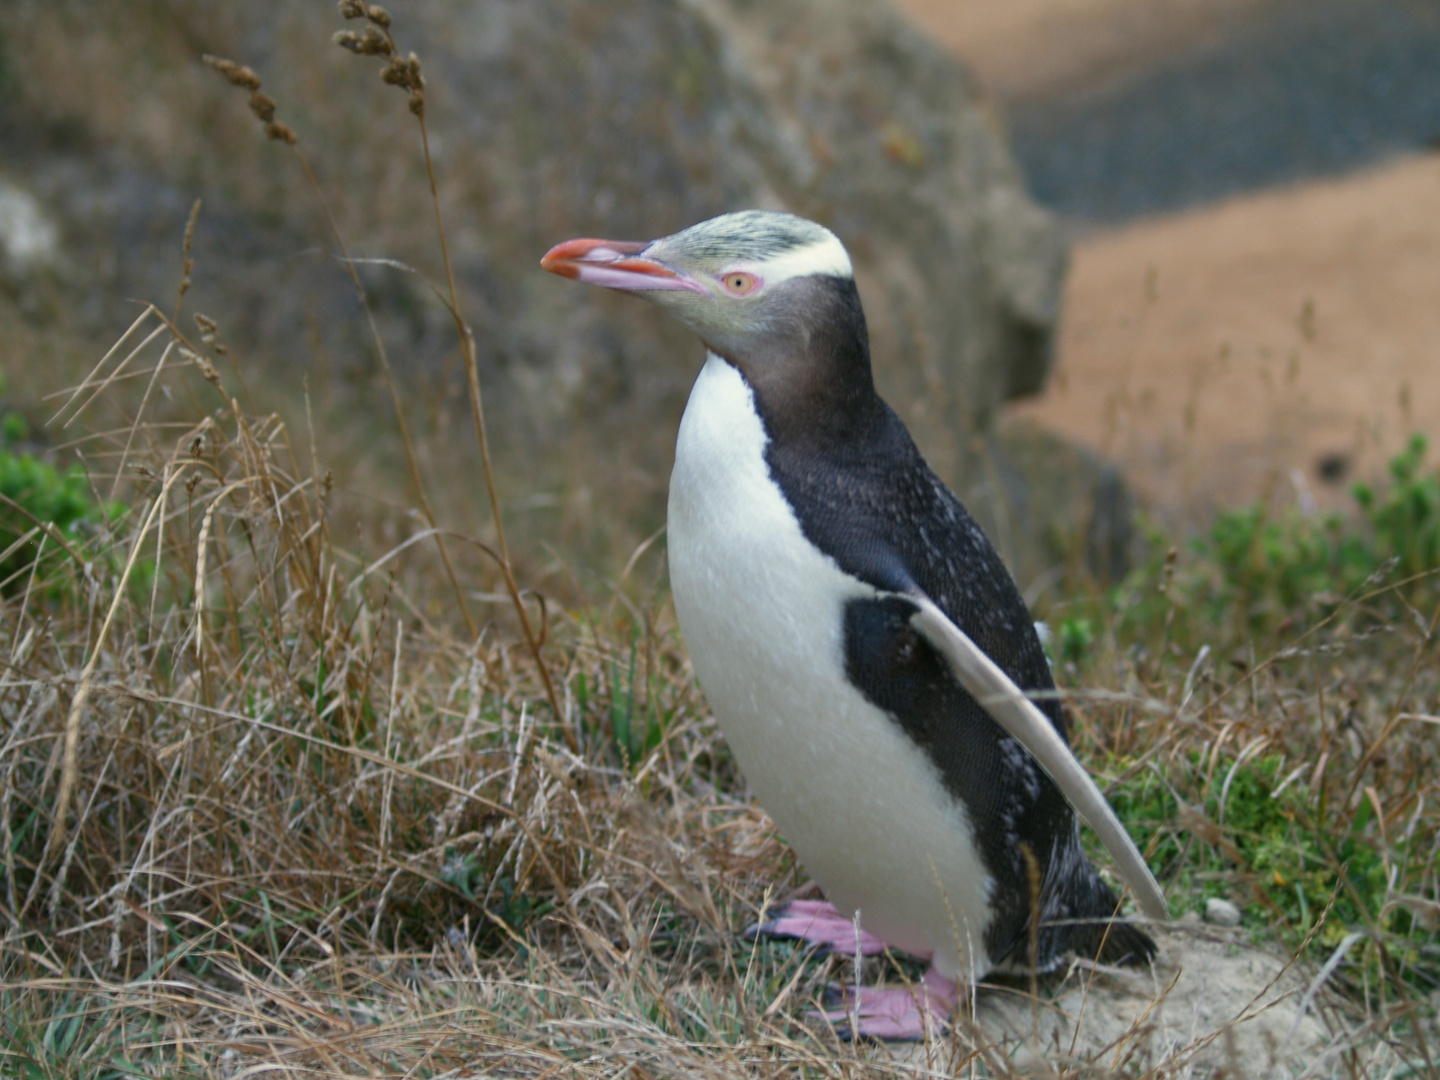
1105 751 1430 977
1108 433 1440 652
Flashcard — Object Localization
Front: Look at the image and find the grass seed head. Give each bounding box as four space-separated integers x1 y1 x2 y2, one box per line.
247 90 276 123
333 25 393 57
265 119 298 144
179 346 221 386
333 7 422 115
204 55 299 146
380 57 410 87
406 55 425 115
203 55 262 91
175 198 201 311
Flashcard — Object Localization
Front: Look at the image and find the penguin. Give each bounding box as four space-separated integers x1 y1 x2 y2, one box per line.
541 211 1164 1039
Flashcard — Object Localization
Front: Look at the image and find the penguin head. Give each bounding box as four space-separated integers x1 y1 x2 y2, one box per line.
541 210 859 362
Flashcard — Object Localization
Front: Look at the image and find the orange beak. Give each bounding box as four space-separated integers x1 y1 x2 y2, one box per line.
540 237 705 294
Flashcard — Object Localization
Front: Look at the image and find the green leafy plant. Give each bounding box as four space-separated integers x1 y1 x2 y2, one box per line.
0 451 108 594
440 847 486 900
440 851 553 945
1114 433 1440 648
1104 753 1433 989
2 409 28 445
1354 433 1440 582
0 400 143 600
1056 616 1094 664
1076 437 1440 1003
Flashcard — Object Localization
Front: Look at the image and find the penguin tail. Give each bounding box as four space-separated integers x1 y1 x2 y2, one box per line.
1071 886 1158 968
1038 834 1158 968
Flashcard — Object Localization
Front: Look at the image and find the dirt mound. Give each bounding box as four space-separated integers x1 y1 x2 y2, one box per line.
871 924 1397 1076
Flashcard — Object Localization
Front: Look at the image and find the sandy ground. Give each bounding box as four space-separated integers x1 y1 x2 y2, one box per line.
892 0 1440 527
895 0 1272 101
1017 154 1440 524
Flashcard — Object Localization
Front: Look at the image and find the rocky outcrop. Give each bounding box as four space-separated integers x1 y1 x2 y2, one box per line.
2 0 1067 567
690 0 1065 424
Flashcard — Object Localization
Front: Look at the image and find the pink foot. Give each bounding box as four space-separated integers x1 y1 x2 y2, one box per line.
815 967 959 1041
749 899 888 956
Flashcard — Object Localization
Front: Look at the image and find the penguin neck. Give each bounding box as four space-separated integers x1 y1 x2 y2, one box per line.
708 276 883 449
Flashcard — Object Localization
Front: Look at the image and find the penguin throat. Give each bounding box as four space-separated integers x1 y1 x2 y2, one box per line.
712 276 880 447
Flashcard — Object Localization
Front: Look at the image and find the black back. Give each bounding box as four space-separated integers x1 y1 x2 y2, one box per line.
711 275 1154 969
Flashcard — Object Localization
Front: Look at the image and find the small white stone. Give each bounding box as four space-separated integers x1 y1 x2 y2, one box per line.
0 181 59 276
1205 897 1242 927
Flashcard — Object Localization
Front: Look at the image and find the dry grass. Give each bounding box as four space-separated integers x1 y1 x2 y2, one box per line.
6 353 1437 1078
2 6 1438 1078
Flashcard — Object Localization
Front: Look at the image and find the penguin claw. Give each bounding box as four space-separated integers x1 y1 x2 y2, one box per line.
745 900 888 956
809 969 960 1042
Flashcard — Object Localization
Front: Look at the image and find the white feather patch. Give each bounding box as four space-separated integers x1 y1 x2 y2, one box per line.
667 354 994 981
730 232 853 284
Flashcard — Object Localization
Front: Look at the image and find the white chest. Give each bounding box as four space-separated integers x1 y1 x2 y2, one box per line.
666 355 994 978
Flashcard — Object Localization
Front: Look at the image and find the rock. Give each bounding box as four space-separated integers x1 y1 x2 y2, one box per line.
1 0 1065 566
685 0 1067 441
1206 897 1243 927
966 413 1139 588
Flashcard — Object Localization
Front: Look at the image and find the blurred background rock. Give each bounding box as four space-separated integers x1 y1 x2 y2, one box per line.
0 0 1087 588
3 0 1437 596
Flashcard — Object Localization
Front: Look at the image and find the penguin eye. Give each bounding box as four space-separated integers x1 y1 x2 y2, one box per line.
721 271 758 296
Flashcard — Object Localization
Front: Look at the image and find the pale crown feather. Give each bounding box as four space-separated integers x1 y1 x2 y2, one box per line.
648 210 853 283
